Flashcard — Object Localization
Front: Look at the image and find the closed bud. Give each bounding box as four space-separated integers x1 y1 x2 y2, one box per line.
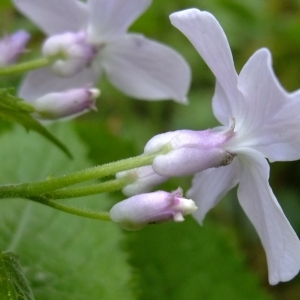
42 32 96 77
110 188 197 231
33 87 100 120
116 165 168 196
0 30 30 66
144 125 235 177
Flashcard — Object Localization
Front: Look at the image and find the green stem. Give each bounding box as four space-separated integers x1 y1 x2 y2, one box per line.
47 177 131 199
0 57 52 76
0 153 157 198
30 196 111 221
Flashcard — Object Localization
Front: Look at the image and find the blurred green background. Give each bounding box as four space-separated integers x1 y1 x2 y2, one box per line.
1 0 300 299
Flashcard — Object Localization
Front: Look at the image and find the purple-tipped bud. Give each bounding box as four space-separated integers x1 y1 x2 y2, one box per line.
33 87 100 120
116 166 168 196
110 188 197 231
144 125 235 177
0 30 30 66
42 32 96 77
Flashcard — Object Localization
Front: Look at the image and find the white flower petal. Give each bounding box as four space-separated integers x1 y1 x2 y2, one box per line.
212 81 233 125
144 131 180 153
87 0 151 43
170 9 239 117
101 34 191 102
187 159 240 223
19 67 99 101
13 0 88 35
237 48 300 161
237 150 300 285
117 166 168 197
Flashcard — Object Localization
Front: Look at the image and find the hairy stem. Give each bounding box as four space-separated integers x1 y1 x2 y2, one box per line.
47 178 131 199
30 196 111 221
0 153 157 198
0 57 51 76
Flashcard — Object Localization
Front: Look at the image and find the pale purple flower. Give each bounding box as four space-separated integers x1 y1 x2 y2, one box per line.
14 0 191 103
110 188 197 231
169 9 300 284
0 30 30 66
116 165 168 196
144 125 235 177
32 87 99 120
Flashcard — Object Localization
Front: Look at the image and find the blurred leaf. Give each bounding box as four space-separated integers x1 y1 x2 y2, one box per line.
76 120 136 165
0 89 72 158
0 123 134 300
127 218 273 300
0 251 35 300
0 252 17 300
171 89 218 130
0 0 11 10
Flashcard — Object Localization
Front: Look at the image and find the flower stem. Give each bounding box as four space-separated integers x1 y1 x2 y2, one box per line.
0 57 52 76
29 196 111 221
0 153 157 198
47 178 131 199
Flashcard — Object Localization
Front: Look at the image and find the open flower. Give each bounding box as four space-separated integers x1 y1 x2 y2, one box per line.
167 9 300 284
14 0 191 103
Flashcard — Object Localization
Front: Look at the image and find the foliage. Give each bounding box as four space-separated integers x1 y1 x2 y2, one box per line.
0 251 34 300
0 124 134 299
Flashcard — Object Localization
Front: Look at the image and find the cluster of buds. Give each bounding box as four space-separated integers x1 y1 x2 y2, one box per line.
110 127 236 230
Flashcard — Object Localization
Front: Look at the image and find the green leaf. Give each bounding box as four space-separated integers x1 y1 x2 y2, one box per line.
0 251 35 300
0 123 134 300
127 218 273 300
0 89 72 158
0 251 17 300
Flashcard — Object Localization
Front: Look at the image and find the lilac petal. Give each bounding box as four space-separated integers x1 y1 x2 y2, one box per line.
187 159 239 223
0 30 30 66
237 48 300 161
170 9 239 120
101 34 191 102
13 0 88 35
87 0 151 43
237 149 300 285
19 67 99 101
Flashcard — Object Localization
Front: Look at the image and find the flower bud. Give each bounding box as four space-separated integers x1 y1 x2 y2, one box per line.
110 188 197 231
116 166 168 196
0 30 30 66
144 126 235 177
33 87 100 120
42 32 96 77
